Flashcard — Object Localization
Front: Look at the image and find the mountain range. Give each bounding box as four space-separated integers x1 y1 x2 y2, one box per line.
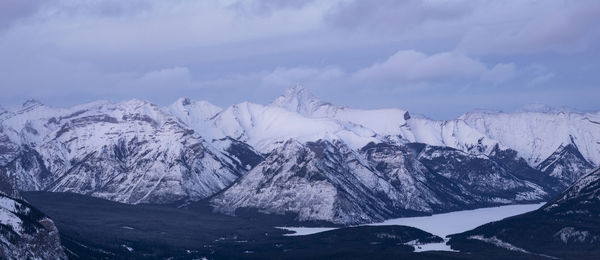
1 86 598 224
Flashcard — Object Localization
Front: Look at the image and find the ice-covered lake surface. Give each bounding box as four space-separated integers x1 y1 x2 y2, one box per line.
278 203 545 252
370 202 545 237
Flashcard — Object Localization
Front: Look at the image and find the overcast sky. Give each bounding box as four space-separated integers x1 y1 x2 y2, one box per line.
0 0 598 119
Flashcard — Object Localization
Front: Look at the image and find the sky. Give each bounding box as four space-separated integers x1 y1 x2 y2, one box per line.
0 0 598 119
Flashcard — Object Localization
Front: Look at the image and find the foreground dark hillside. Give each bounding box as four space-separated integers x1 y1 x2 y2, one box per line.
449 167 600 260
0 176 66 259
23 191 285 258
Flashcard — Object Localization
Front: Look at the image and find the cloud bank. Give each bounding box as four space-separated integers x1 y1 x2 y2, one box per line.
0 0 598 118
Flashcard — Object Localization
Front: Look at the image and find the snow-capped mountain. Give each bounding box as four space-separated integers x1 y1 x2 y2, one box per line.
212 139 550 224
0 86 597 224
459 109 600 167
165 97 222 134
196 86 598 170
536 143 595 186
0 99 255 203
272 85 412 137
213 139 403 224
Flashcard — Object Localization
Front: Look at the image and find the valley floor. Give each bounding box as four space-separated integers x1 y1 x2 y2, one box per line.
22 192 547 259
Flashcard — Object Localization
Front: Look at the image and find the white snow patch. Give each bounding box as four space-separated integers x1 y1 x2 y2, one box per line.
405 238 457 252
277 227 337 236
468 235 559 259
468 235 530 253
554 227 599 244
121 244 134 252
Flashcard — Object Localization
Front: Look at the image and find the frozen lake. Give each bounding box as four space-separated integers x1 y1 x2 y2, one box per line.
278 203 545 252
369 202 545 237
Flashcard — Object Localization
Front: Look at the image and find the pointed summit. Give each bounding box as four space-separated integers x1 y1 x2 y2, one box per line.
536 142 594 185
22 99 43 108
18 99 45 112
179 97 192 106
271 85 331 116
167 97 222 123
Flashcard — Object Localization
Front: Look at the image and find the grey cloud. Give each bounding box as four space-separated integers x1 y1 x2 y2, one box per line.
528 73 556 87
457 1 600 54
0 0 596 119
325 0 474 32
521 65 556 88
353 50 488 83
208 50 521 91
0 0 49 29
261 67 345 87
230 0 317 16
351 50 553 88
0 0 153 32
325 0 600 55
120 67 194 90
55 0 153 17
481 63 517 86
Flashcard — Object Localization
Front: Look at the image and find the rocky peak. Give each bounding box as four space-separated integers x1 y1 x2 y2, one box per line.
536 142 595 185
181 97 192 106
21 99 44 109
271 85 331 116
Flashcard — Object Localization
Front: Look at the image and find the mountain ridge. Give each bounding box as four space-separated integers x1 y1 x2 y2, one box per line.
0 86 597 224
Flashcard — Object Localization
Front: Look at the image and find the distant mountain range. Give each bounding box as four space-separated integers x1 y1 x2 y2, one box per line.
1 86 599 224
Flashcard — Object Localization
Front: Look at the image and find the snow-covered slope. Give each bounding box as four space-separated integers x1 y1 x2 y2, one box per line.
0 174 66 259
163 86 598 174
272 86 412 137
459 110 600 166
213 139 403 224
212 139 550 224
0 99 254 203
543 167 600 214
165 98 222 135
271 86 599 167
0 127 21 166
208 101 380 153
0 194 67 259
536 143 595 185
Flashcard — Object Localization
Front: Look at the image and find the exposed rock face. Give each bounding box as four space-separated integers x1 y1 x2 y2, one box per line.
212 140 550 224
536 143 595 186
542 167 600 217
0 174 66 259
212 139 398 224
0 100 257 204
0 195 67 260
